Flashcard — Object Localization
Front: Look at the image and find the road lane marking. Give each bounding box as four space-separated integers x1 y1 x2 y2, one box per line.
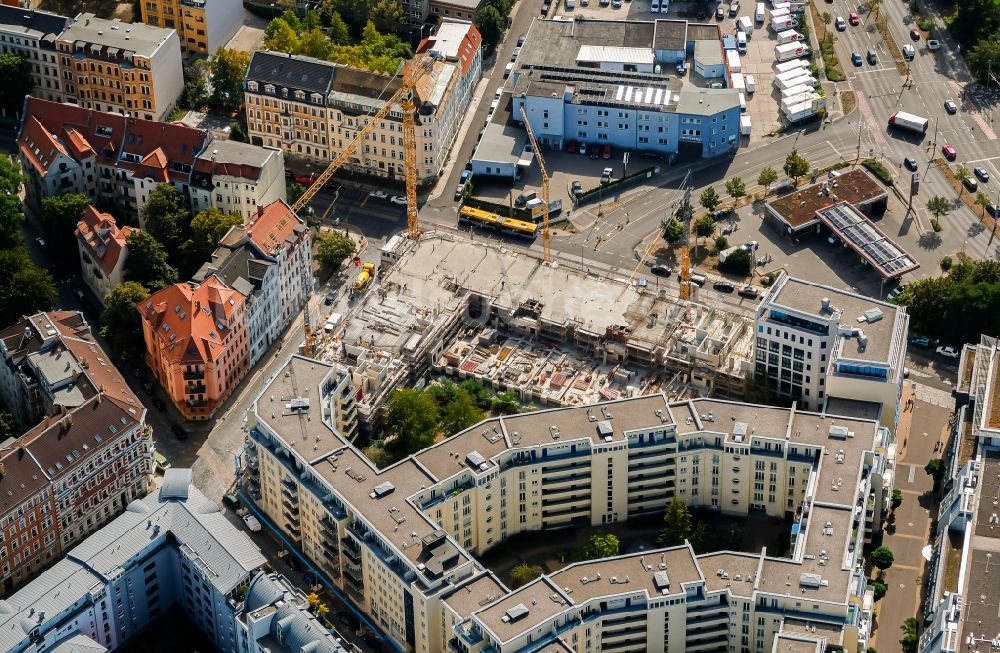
950 80 997 140
856 93 889 148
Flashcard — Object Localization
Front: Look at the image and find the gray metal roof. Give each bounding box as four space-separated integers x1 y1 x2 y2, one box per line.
245 573 286 612
0 472 265 653
270 602 342 653
0 6 69 43
43 633 107 653
247 51 337 95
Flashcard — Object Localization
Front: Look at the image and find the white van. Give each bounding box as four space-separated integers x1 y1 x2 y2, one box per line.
738 92 747 112
503 62 514 79
737 16 753 34
565 0 575 7
755 2 765 21
746 74 756 93
736 31 748 53
651 0 660 9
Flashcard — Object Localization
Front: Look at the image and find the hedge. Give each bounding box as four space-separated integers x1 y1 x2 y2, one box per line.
862 158 894 186
575 165 658 203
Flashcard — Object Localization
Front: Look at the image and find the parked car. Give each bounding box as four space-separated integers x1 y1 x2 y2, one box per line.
579 143 588 156
294 173 316 186
651 264 671 276
910 336 931 349
851 52 863 66
886 286 905 301
640 150 664 159
903 43 915 60
601 167 613 184
369 189 389 199
988 203 999 218
155 453 171 474
454 184 466 201
713 281 735 293
963 176 978 192
944 99 957 114
460 169 473 184
243 514 262 532
389 195 407 205
35 236 45 247
716 4 725 19
942 144 957 160
612 0 622 7
510 47 521 61
517 34 526 46
903 157 918 171
711 208 734 221
571 180 583 196
848 12 859 24
910 28 921 40
974 167 990 182
936 345 960 359
927 39 941 50
324 290 338 305
738 286 760 299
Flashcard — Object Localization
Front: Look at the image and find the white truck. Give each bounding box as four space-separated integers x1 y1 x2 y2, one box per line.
731 72 746 93
776 29 803 44
775 42 809 62
781 95 826 122
726 49 742 72
737 15 754 34
746 74 756 92
755 1 765 21
774 58 810 75
773 68 811 87
776 73 816 90
740 115 752 136
887 110 929 134
781 84 816 101
771 14 797 30
770 7 789 22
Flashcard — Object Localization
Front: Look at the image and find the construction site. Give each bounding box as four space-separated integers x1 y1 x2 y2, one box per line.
313 233 756 431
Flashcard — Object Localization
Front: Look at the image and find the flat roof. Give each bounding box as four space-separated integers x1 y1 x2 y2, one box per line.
694 39 724 66
961 451 1000 644
652 19 687 51
441 573 508 619
773 633 825 653
765 275 904 365
474 576 568 643
549 547 701 604
697 551 763 597
576 44 654 65
767 169 887 230
675 88 741 116
59 13 174 57
472 122 527 166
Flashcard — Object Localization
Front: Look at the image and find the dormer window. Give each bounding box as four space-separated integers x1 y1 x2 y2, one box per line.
264 84 275 94
247 81 258 92
311 93 322 103
294 90 305 100
282 88 288 98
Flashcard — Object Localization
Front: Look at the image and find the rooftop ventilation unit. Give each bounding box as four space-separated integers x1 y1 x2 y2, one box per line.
596 420 613 440
653 571 670 592
287 397 310 411
799 573 823 588
370 481 395 499
502 604 529 623
466 451 489 472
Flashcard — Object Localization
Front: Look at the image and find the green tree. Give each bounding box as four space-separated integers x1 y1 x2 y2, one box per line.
299 28 334 59
662 218 685 243
0 53 33 116
230 118 249 143
821 11 832 26
370 0 405 33
870 545 895 571
758 166 779 189
510 564 542 588
141 183 190 255
967 39 1000 85
675 202 693 222
40 193 91 263
183 61 209 109
0 409 14 443
955 166 971 193
725 177 746 204
699 187 721 213
0 247 57 328
580 532 620 560
872 580 887 601
362 444 393 468
926 195 950 220
124 231 178 292
326 11 351 45
891 488 903 508
694 215 715 255
925 458 946 483
900 617 919 653
720 247 753 277
210 48 251 112
384 388 440 456
714 235 729 252
441 388 485 435
319 0 372 37
101 282 150 357
475 5 506 46
315 231 357 272
658 497 693 547
976 191 993 216
264 16 301 52
179 207 243 276
0 156 26 248
783 150 810 184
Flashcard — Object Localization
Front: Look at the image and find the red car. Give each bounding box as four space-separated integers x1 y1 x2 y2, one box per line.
942 144 957 160
565 139 578 153
601 144 612 160
848 12 859 25
909 28 920 40
294 173 316 186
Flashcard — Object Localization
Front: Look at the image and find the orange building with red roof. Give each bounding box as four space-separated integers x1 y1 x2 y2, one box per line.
138 277 250 420
75 206 138 305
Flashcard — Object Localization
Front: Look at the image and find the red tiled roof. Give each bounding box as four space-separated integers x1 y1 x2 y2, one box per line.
139 277 246 365
18 115 69 174
75 206 134 278
246 200 298 256
64 127 95 159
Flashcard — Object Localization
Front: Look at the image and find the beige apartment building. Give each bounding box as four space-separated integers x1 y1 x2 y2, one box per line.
246 354 894 653
139 0 242 55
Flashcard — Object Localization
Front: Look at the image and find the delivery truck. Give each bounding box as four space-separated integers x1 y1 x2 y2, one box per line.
773 68 811 87
774 58 809 75
726 49 742 72
755 2 765 21
776 73 816 90
781 84 816 101
731 72 746 92
781 95 826 122
887 110 929 134
775 42 809 62
740 115 752 136
737 15 753 34
771 14 797 30
776 29 803 43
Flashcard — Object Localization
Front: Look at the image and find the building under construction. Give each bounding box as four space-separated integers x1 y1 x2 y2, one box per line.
314 233 754 429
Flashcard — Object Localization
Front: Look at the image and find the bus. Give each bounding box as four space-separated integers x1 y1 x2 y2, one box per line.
459 206 538 240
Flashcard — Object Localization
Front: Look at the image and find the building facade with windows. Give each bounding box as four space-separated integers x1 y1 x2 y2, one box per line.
55 13 183 121
139 0 242 55
138 276 250 420
0 311 153 593
243 23 482 183
74 206 138 305
245 353 895 653
0 6 69 104
754 274 909 429
189 140 287 222
0 468 350 653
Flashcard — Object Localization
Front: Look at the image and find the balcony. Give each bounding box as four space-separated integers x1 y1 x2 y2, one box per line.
541 493 591 509
183 370 205 380
184 383 207 395
541 504 590 519
542 472 590 489
342 538 361 562
543 482 591 497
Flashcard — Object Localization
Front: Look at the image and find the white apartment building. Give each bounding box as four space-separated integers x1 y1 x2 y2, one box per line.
190 140 287 222
74 206 138 304
246 353 895 653
216 199 313 347
244 22 482 184
0 468 350 653
754 274 909 429
0 6 68 105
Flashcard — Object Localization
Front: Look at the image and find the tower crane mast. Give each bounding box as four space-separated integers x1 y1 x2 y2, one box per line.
518 106 551 263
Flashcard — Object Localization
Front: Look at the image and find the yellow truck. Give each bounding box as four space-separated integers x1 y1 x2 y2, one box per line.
353 262 375 292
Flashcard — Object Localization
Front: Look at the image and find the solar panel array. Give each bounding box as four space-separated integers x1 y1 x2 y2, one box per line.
819 203 918 278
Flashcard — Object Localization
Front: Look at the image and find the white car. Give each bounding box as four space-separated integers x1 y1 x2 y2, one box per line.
390 195 408 206
927 39 941 51
369 190 389 199
243 514 262 532
935 345 959 359
835 16 846 30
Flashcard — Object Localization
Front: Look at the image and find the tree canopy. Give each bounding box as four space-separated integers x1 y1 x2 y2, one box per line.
896 259 1000 344
662 218 685 243
384 388 440 456
510 564 542 588
725 177 746 201
264 14 412 75
758 166 779 189
720 247 753 277
124 230 177 292
0 157 26 249
658 497 693 547
40 193 90 265
100 282 150 358
180 207 243 277
475 5 506 46
870 545 895 570
0 53 33 116
699 187 721 212
440 388 485 435
579 532 620 560
315 231 357 272
209 49 250 112
141 183 190 255
0 247 57 328
783 150 810 183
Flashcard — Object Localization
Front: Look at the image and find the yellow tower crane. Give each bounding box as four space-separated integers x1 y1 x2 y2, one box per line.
269 55 431 355
518 105 551 263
